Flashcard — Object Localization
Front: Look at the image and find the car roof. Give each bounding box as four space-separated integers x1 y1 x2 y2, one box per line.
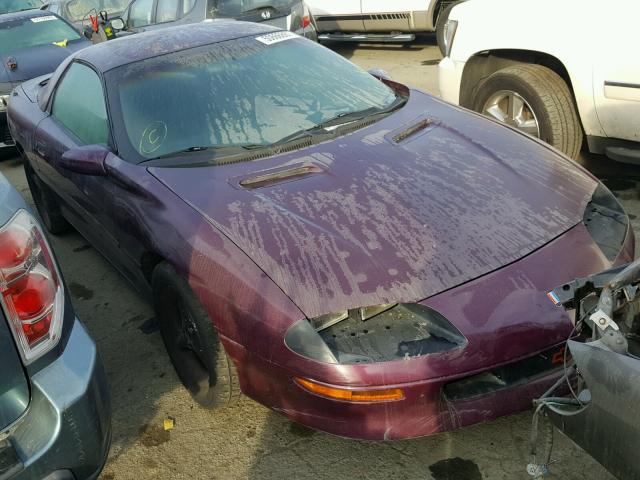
75 20 281 72
0 8 55 23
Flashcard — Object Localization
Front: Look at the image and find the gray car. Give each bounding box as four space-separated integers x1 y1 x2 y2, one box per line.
0 171 110 480
0 10 91 149
113 0 317 41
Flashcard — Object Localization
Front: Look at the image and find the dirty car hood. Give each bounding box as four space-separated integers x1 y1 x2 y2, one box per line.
150 91 597 318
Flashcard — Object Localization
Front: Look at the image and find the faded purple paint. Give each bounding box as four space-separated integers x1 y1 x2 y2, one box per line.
7 23 634 440
152 91 597 318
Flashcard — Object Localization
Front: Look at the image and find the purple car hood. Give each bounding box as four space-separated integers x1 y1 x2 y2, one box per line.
150 92 597 318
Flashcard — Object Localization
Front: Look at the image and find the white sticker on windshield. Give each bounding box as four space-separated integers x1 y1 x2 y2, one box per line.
31 15 58 23
255 31 298 46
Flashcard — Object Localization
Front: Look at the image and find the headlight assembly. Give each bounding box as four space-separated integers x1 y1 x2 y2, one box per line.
443 19 458 58
285 303 466 364
583 183 629 260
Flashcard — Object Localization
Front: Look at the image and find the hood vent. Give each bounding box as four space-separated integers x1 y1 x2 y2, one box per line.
392 118 435 144
236 163 324 189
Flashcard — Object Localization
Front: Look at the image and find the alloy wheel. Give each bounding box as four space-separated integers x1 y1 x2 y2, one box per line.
482 90 540 138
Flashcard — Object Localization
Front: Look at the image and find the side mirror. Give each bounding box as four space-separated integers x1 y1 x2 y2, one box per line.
58 145 110 176
110 17 125 30
368 68 391 81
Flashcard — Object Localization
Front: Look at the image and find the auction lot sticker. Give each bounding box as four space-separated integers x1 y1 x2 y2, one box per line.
255 31 297 45
31 15 57 22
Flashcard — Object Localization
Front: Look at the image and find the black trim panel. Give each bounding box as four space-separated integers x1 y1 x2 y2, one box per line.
315 13 410 22
604 81 640 89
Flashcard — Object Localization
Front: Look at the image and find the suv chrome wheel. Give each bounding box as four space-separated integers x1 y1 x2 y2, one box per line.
482 90 540 138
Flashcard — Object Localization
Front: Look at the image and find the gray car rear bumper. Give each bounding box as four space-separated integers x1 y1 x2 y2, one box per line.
7 320 111 480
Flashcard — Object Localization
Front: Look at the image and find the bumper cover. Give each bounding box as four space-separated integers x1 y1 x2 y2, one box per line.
6 320 111 480
438 57 465 105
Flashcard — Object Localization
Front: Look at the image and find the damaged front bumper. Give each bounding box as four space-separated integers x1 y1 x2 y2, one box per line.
224 221 634 440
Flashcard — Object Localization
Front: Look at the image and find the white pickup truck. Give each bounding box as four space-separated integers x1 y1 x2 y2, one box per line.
306 0 454 42
438 0 640 161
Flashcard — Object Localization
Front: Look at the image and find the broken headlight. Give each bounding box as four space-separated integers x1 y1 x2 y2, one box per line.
583 183 629 261
285 304 467 365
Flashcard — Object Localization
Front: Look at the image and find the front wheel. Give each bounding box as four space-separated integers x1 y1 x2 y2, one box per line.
472 64 583 159
152 262 241 408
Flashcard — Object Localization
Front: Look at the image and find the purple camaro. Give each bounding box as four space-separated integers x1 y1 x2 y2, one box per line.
7 21 634 440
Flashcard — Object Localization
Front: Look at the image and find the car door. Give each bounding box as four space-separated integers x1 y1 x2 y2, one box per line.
34 61 122 264
592 16 640 143
306 0 363 33
360 0 416 32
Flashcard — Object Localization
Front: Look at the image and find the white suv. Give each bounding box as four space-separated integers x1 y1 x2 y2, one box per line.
438 0 640 161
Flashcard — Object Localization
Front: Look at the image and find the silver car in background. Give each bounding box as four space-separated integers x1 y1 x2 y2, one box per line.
45 0 130 30
112 0 317 41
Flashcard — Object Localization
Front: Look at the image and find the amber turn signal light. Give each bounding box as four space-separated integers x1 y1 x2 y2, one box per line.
294 377 404 402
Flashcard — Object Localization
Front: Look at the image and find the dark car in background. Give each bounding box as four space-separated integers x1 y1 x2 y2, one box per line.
0 9 90 149
7 21 634 440
0 172 110 479
45 0 130 30
113 0 317 41
0 0 43 14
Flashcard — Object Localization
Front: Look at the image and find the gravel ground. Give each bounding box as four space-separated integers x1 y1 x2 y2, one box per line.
1 33 639 480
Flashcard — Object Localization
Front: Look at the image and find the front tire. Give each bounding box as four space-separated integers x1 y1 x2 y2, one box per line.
472 64 583 159
152 262 241 408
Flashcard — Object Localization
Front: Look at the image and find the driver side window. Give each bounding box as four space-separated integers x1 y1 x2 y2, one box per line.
129 0 154 27
52 62 109 145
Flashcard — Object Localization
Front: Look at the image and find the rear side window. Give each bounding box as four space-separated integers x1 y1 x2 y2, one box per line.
65 0 130 22
52 63 109 145
156 0 179 22
129 0 153 27
182 0 195 15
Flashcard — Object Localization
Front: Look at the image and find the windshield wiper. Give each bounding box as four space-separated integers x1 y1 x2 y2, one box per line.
144 144 265 162
312 95 408 131
142 96 407 167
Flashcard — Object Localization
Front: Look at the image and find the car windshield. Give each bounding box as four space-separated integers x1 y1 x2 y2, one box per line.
212 0 298 16
64 0 129 22
0 0 43 14
0 15 81 54
109 34 399 163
